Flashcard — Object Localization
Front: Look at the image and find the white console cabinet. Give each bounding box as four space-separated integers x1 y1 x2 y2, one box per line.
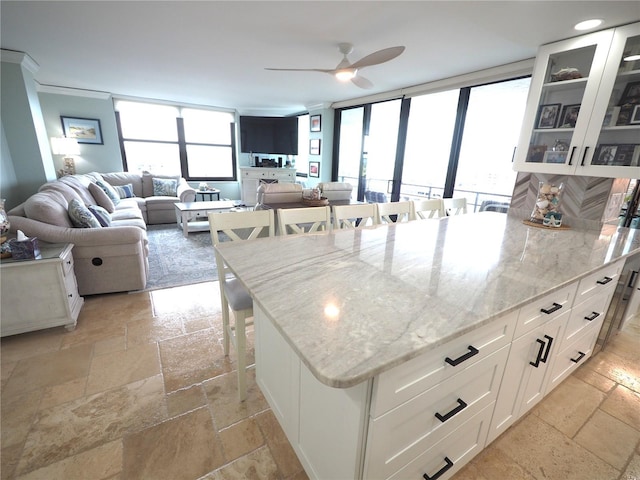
240 167 296 206
1 243 84 336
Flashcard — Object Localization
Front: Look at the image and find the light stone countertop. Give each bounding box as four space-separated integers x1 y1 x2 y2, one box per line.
215 212 640 388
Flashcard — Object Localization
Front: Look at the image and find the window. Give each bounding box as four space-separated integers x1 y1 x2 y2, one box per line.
115 100 236 180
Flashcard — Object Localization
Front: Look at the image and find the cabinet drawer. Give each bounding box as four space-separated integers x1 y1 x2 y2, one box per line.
574 259 623 305
371 313 515 417
515 282 576 338
386 403 493 480
547 321 600 392
562 289 611 348
366 346 508 479
61 249 75 277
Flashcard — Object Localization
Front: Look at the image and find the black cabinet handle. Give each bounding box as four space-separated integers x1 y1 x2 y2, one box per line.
568 146 576 165
571 351 586 363
435 398 468 423
540 335 553 363
530 338 546 367
584 311 600 321
423 457 454 480
597 276 613 285
541 303 562 315
445 345 479 367
580 146 590 166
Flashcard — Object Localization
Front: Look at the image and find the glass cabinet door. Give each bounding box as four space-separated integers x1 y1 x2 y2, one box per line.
515 29 614 173
581 22 640 176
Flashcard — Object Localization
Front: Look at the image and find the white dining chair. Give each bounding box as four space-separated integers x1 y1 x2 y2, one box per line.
411 198 445 220
375 201 412 224
443 197 468 215
333 203 378 229
208 209 275 401
277 206 332 235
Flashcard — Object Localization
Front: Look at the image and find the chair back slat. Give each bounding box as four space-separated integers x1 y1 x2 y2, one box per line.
412 199 444 220
278 206 332 235
375 201 412 224
333 204 378 229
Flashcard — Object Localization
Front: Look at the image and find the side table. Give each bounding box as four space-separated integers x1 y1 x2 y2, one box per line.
1 243 84 336
196 189 221 201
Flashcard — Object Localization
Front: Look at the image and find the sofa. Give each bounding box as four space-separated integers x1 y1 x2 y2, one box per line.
7 171 196 295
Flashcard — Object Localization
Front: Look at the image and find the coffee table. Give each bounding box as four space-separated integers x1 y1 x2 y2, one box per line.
174 200 246 237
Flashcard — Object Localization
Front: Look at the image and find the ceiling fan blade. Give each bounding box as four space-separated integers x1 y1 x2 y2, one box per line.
265 68 334 73
351 75 373 89
350 46 405 69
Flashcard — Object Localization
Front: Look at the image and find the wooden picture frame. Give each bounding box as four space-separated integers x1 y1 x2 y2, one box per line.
535 104 561 129
309 161 320 178
558 104 580 128
61 116 103 144
309 138 321 155
310 114 321 132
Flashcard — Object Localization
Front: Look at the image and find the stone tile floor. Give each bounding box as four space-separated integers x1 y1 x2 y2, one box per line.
1 281 638 480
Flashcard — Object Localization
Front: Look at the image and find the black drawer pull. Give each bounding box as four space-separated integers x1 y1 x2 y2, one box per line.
541 302 562 315
423 457 454 480
444 345 479 366
530 338 546 367
584 311 600 321
571 351 586 363
597 276 613 285
540 335 553 363
435 398 468 423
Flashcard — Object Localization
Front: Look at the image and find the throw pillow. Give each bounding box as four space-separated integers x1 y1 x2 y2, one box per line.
96 180 121 206
114 183 135 199
152 177 178 197
88 182 116 213
87 205 112 227
68 199 101 228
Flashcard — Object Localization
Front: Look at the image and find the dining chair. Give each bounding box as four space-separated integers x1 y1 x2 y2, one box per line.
443 197 468 215
333 203 378 229
375 201 413 224
208 209 275 401
411 198 445 220
277 206 332 235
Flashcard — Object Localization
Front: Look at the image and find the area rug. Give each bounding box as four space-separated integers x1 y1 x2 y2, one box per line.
143 224 218 291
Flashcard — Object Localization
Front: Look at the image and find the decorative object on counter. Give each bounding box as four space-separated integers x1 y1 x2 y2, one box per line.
549 67 582 82
529 181 565 227
302 187 328 206
8 230 41 260
0 237 11 259
536 104 561 129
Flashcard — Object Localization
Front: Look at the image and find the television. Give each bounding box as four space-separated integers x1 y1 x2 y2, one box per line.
240 116 298 155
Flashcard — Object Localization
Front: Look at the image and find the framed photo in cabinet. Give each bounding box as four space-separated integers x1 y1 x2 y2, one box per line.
543 151 567 164
527 145 547 163
612 144 639 166
620 81 640 105
593 144 618 165
630 105 640 124
559 104 580 128
536 104 561 129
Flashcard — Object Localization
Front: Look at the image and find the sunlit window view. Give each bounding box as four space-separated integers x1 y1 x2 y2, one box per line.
365 100 401 201
454 77 531 209
337 107 365 189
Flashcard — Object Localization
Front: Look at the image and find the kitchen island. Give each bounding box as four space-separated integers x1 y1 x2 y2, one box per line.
215 212 640 480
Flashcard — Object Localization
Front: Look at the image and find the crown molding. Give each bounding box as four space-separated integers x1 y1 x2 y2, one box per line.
37 83 112 100
1 49 39 74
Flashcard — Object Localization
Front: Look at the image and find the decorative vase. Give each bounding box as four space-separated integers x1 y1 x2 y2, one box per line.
530 182 564 227
0 198 9 236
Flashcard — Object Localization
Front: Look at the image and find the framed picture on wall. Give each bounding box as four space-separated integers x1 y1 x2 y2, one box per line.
61 116 103 144
310 114 322 132
309 161 320 178
310 138 321 155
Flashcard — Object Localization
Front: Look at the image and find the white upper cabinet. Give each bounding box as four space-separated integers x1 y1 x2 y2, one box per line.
514 22 640 178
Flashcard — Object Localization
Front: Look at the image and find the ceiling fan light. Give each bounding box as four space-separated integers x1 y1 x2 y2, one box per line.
335 68 357 81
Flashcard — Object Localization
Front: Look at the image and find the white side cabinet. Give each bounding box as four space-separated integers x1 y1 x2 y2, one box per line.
1 243 83 336
240 167 297 206
514 22 640 178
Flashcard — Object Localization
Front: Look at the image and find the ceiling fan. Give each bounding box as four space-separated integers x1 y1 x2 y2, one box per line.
265 43 405 89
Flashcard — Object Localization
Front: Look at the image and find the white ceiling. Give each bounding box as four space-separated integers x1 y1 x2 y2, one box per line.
2 1 639 116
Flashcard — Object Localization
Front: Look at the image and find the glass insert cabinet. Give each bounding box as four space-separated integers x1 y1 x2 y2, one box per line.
514 22 640 178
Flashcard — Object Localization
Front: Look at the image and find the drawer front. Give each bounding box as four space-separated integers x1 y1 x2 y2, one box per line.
372 313 515 417
515 282 577 338
574 259 623 305
366 346 508 479
61 249 75 277
547 322 600 393
386 404 493 480
562 289 612 347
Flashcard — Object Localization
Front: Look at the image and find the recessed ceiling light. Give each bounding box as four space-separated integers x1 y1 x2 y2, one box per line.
624 54 640 62
574 19 603 31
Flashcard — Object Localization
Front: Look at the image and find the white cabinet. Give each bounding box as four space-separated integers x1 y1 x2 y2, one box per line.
240 167 296 206
1 243 83 336
514 22 640 178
